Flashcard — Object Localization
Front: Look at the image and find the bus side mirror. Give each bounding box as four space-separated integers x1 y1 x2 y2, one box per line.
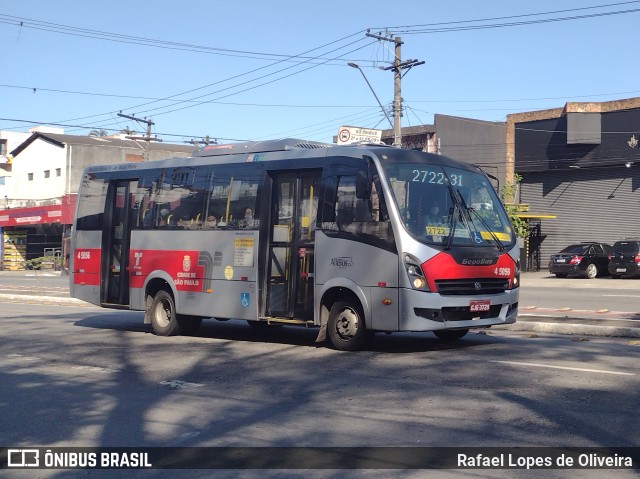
356 170 370 199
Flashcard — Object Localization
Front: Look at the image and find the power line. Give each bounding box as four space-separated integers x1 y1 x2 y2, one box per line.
47 34 375 131
371 2 640 34
0 14 376 65
0 117 248 142
0 83 376 108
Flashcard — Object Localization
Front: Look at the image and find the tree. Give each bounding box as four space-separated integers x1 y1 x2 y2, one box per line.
88 129 109 137
500 173 529 238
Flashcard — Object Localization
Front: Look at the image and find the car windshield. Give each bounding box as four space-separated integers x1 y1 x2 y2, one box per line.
559 244 590 255
614 242 639 254
380 156 515 249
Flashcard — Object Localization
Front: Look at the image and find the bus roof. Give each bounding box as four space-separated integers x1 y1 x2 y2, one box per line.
193 138 335 157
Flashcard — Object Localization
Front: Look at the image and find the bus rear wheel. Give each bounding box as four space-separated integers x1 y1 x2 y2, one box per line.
327 301 369 351
150 290 181 336
433 329 469 341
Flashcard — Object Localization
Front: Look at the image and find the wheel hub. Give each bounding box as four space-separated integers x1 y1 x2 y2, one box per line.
335 308 358 339
154 300 171 328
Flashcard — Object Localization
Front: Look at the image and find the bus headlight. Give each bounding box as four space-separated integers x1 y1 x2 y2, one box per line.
413 277 426 289
404 253 429 291
511 259 521 289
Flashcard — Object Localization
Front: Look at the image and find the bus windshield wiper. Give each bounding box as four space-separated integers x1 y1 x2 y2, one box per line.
456 190 505 252
444 188 460 250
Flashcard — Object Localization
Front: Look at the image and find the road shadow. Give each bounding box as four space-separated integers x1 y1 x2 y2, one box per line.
73 313 503 354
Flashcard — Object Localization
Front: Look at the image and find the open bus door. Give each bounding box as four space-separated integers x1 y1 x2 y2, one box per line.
265 171 319 321
101 180 136 306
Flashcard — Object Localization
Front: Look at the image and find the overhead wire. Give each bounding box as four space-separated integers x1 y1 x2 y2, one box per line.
370 1 640 34
3 2 640 141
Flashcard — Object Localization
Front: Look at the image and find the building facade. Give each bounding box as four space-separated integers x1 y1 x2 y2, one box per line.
0 129 196 270
507 97 640 267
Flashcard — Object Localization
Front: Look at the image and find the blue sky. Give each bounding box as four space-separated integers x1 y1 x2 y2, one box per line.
1 1 640 145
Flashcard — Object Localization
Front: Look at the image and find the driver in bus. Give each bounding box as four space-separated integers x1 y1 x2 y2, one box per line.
423 202 443 226
423 201 446 241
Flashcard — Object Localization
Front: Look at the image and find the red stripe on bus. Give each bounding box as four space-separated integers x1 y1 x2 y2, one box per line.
421 252 516 291
72 248 101 285
129 249 205 292
73 272 101 286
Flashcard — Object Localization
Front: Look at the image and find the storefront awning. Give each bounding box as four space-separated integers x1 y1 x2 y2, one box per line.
516 213 557 219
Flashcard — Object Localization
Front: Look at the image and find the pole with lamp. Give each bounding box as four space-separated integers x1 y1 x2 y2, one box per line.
347 62 394 131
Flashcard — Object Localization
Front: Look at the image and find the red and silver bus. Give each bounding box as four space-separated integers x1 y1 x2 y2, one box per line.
70 139 519 350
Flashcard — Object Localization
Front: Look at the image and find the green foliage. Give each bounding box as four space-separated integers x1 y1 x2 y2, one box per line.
500 173 530 239
88 129 109 137
25 256 62 270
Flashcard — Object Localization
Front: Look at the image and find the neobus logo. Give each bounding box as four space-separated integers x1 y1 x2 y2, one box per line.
330 257 354 268
460 258 496 266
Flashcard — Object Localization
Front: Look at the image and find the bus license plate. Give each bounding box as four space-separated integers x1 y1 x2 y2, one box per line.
470 300 491 312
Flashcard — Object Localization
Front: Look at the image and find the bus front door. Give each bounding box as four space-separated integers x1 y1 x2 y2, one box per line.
101 180 136 306
266 171 319 320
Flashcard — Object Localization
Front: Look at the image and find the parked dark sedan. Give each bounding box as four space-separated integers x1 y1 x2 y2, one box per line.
608 239 640 278
548 242 612 279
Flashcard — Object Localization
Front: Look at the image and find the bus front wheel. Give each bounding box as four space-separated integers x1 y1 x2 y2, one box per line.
433 329 469 341
327 301 369 351
150 290 181 336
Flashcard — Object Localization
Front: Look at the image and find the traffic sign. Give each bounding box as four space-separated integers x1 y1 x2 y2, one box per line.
336 126 382 145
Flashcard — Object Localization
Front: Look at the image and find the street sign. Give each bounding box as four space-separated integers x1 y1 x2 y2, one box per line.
337 126 382 145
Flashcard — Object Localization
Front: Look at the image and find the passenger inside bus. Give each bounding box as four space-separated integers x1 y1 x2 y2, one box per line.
243 207 255 228
203 215 217 229
158 208 170 227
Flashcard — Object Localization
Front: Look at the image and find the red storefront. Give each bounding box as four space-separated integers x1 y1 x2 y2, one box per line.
0 194 76 270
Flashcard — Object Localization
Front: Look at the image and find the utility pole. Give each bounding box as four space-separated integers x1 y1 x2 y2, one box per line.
365 32 424 147
186 135 217 148
117 112 162 161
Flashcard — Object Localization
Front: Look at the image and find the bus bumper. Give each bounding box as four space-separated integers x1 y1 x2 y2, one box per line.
398 288 518 332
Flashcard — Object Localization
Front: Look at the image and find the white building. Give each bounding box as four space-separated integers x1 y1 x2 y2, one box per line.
0 128 33 206
0 129 196 270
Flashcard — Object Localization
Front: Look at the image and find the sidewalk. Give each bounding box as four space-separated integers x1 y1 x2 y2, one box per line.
0 269 638 338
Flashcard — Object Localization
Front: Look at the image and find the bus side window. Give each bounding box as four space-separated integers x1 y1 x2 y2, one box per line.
335 175 356 226
207 166 260 230
76 175 107 231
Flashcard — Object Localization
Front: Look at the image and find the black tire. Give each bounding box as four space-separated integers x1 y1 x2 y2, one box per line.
555 273 568 278
178 315 202 335
150 290 181 336
433 329 469 341
585 263 598 279
327 301 369 351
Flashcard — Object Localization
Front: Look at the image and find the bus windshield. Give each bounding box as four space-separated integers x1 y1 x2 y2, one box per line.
382 160 515 249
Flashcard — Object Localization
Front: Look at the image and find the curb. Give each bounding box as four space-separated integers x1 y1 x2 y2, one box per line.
496 318 640 338
0 293 88 306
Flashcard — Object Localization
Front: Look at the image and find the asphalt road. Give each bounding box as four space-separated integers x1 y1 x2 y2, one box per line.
2 269 639 339
1 300 639 478
519 271 640 315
